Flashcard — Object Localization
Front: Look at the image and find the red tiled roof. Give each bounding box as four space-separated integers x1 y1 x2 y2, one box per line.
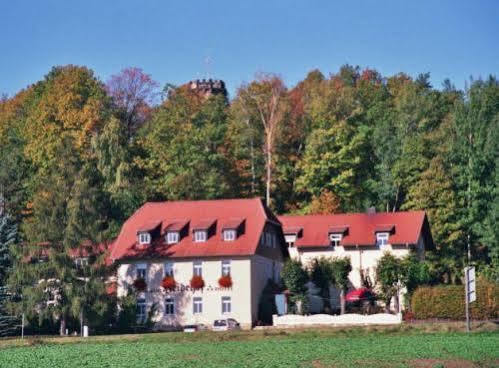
278 211 433 249
192 218 216 231
110 198 275 261
137 220 162 233
374 224 395 233
283 226 303 235
329 226 349 234
221 218 245 230
165 220 189 232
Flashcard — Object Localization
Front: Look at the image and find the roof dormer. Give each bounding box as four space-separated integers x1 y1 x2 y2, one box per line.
192 219 216 242
222 218 245 241
136 220 162 246
283 227 303 246
164 220 189 244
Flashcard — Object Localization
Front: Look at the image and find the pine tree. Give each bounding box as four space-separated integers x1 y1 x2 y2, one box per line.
0 213 19 336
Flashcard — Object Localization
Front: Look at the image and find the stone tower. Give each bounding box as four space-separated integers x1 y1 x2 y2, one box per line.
188 79 227 99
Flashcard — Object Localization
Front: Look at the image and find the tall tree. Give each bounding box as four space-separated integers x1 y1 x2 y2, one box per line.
235 74 288 207
106 67 159 137
138 87 232 201
8 141 113 335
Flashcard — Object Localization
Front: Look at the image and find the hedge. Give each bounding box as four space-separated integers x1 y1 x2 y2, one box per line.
411 279 498 320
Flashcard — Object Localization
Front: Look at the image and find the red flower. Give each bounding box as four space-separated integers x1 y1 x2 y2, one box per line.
218 274 233 288
133 278 147 291
190 275 205 290
161 276 176 291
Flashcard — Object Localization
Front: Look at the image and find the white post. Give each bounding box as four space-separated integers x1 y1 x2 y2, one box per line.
83 325 89 338
21 313 24 340
465 267 470 333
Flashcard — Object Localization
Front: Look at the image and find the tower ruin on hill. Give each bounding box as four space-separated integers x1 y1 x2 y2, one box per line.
188 79 227 99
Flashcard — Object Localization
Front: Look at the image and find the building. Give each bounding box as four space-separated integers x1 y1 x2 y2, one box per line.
279 210 434 310
187 78 227 99
109 198 286 329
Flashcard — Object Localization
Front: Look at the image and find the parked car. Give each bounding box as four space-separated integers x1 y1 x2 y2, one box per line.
183 324 207 333
345 288 376 314
212 318 241 331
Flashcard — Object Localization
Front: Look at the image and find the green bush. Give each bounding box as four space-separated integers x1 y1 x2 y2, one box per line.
411 279 498 320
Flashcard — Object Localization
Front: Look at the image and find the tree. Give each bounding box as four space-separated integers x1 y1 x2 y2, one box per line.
8 141 113 335
106 67 159 137
376 252 403 313
0 212 18 336
309 257 335 312
138 88 232 201
281 259 309 314
305 190 341 215
235 74 288 207
330 257 352 314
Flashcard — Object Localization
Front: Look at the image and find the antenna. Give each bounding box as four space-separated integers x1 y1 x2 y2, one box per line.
204 55 213 80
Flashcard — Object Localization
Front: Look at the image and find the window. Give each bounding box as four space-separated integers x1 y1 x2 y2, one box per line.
221 260 231 276
136 263 147 279
138 232 151 245
284 234 296 247
166 232 179 244
223 229 236 241
272 233 277 248
193 261 202 277
265 232 272 247
164 262 174 277
194 230 207 242
329 233 342 247
376 232 389 247
136 298 147 321
165 298 175 315
222 296 231 314
193 297 203 314
260 233 265 246
75 257 89 268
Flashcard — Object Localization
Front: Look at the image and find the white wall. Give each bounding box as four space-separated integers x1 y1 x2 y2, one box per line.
250 255 282 322
117 257 253 328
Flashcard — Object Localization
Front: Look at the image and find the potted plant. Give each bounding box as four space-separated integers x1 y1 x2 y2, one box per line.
218 274 233 288
133 278 147 292
190 275 205 290
161 276 176 291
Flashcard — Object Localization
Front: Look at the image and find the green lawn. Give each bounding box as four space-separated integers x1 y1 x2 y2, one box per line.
0 324 498 367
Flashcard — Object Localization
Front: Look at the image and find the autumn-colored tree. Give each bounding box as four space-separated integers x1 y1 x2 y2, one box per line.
306 190 341 215
235 74 288 207
106 67 159 137
23 65 110 171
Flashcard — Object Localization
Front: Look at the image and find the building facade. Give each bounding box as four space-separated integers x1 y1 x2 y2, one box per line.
110 198 286 329
279 211 434 310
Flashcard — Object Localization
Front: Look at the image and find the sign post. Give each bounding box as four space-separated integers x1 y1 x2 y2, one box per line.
464 266 476 332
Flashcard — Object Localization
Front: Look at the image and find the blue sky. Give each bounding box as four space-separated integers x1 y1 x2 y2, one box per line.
1 1 498 98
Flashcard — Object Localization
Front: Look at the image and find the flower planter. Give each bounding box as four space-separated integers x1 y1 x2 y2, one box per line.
218 275 233 288
190 275 205 290
161 276 176 291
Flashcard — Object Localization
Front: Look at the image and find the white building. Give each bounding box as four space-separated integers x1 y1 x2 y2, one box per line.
109 198 287 329
279 211 434 311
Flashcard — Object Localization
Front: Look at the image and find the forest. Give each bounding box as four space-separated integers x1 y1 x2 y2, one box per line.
0 64 497 332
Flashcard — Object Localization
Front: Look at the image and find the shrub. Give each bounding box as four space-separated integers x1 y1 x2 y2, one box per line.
190 275 205 290
133 278 147 291
218 275 232 288
161 276 176 291
411 279 498 320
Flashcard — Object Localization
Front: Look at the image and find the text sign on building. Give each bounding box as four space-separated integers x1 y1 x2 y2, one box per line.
465 266 476 303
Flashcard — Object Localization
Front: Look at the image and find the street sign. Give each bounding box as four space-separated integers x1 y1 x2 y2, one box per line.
464 266 476 332
466 266 476 303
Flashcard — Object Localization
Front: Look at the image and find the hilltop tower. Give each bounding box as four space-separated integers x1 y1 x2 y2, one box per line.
188 78 227 99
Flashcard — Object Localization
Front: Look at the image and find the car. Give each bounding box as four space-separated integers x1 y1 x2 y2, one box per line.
183 324 207 333
212 318 241 331
345 288 376 313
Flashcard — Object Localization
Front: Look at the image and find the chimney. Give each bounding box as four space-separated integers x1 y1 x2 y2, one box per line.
366 207 376 215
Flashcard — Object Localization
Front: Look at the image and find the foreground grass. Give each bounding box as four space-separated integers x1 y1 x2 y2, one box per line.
0 323 498 367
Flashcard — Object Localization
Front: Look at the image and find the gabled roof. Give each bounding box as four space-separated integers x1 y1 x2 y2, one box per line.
278 211 434 249
109 198 280 261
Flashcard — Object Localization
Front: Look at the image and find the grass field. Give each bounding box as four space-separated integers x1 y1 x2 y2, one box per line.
0 323 498 368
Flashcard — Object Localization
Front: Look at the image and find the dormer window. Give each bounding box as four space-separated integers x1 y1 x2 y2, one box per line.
376 232 389 247
166 231 179 244
138 232 151 245
329 233 342 247
223 229 236 241
75 257 89 268
194 230 207 242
